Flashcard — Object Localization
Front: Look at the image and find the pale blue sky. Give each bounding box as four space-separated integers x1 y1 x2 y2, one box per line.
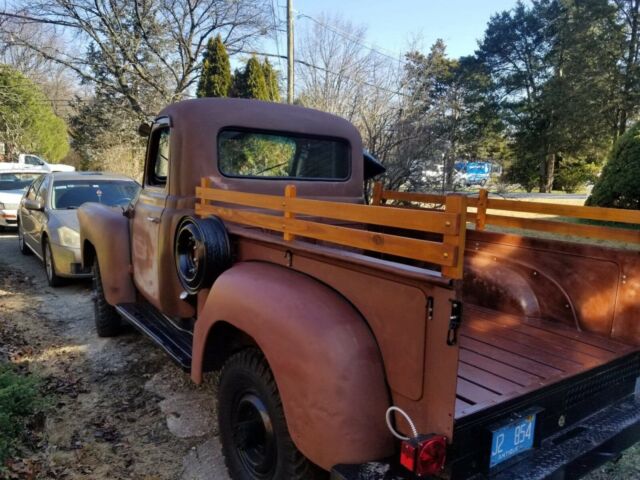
276 0 522 59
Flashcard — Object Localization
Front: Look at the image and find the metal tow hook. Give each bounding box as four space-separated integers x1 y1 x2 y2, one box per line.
447 300 463 346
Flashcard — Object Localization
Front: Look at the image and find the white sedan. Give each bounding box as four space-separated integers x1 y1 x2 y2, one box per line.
0 170 43 229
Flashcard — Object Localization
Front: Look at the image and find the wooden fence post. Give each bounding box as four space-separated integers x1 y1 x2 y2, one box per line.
476 188 488 231
283 184 296 241
441 194 467 279
372 181 383 206
199 177 210 215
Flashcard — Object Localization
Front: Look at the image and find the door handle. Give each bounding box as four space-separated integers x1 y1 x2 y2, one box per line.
146 216 161 224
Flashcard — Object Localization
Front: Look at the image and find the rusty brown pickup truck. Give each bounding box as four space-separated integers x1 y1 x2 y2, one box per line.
79 98 640 480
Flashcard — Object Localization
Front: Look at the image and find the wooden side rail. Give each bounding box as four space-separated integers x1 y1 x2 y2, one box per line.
195 179 468 279
372 182 640 245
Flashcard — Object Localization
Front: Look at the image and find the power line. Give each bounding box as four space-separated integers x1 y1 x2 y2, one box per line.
296 12 405 64
239 50 409 98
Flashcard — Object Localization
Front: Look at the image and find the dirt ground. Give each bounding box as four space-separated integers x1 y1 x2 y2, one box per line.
1 228 639 479
0 231 230 480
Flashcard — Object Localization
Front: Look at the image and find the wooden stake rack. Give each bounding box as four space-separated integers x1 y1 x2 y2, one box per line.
195 179 468 279
372 182 640 245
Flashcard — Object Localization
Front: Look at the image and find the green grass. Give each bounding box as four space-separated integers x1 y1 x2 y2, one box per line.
0 362 42 468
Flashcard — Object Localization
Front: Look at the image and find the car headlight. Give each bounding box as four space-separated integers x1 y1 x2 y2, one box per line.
58 226 80 248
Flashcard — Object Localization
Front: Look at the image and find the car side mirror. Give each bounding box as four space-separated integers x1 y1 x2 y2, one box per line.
138 122 152 137
24 199 44 211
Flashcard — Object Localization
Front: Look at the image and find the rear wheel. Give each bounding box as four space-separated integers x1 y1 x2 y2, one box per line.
218 349 325 480
92 257 121 337
43 239 64 287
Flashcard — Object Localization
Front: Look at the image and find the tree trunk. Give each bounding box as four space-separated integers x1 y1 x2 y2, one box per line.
539 152 556 193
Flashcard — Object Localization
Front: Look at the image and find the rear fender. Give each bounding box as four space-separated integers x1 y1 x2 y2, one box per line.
192 261 393 470
78 203 136 305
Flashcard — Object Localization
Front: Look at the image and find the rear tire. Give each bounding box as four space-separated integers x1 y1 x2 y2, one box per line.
218 349 326 480
18 224 30 255
92 257 121 337
43 239 64 287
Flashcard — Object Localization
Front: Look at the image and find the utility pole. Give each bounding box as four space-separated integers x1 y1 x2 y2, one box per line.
287 0 294 104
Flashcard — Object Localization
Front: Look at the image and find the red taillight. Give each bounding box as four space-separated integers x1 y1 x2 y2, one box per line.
399 440 418 472
400 434 447 477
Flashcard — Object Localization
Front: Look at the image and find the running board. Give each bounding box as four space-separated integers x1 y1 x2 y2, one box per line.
115 303 193 370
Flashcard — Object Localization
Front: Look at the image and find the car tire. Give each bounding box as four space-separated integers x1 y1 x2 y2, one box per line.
43 239 64 287
18 225 31 255
92 257 121 337
218 349 326 480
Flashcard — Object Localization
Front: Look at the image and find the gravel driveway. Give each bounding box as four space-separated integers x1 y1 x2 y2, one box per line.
0 231 230 480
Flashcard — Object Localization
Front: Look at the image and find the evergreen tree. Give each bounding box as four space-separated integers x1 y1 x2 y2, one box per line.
262 58 280 102
231 56 269 100
0 66 69 162
196 35 232 98
587 122 640 209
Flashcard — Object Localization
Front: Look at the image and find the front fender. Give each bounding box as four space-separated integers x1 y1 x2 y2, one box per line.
192 261 393 470
78 203 136 305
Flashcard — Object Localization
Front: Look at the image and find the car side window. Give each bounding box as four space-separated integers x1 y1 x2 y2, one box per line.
146 127 170 187
27 176 45 200
35 176 50 205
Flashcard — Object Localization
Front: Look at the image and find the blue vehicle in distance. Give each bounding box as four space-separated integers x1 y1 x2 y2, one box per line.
456 161 492 187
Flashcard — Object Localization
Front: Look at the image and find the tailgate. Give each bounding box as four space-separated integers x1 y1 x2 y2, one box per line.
450 351 640 478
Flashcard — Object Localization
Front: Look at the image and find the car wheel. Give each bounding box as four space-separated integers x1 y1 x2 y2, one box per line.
18 225 31 255
43 239 64 287
218 349 326 480
92 257 121 337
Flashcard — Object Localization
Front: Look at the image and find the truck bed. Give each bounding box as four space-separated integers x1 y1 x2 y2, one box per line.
455 305 637 419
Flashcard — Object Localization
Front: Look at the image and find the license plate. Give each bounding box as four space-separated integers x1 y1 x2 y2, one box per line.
489 413 537 468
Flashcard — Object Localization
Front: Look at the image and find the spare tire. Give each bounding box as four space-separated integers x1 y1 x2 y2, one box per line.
174 215 231 295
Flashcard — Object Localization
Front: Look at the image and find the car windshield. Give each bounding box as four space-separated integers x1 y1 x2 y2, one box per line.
467 165 488 174
0 172 42 191
52 180 139 209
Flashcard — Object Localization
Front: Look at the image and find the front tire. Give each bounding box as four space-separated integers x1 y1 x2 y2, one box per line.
92 257 121 337
18 224 31 255
218 349 325 480
43 239 64 287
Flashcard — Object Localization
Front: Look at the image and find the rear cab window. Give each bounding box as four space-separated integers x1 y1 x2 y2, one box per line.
218 129 350 181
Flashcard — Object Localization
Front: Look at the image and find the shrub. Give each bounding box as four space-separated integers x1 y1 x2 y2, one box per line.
0 363 41 465
554 158 599 193
587 123 640 209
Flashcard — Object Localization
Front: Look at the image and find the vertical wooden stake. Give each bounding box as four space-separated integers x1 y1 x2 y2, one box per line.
441 194 467 280
372 181 383 206
199 177 211 217
283 184 296 241
476 188 488 231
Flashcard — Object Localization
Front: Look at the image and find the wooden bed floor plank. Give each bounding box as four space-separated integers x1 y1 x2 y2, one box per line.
463 320 608 367
460 335 566 378
458 362 523 396
466 314 617 361
459 349 541 386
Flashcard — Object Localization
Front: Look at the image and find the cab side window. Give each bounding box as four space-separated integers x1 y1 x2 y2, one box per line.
146 127 170 187
25 155 44 166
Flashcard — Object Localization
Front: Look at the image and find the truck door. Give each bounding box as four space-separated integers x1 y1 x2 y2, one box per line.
131 119 170 306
